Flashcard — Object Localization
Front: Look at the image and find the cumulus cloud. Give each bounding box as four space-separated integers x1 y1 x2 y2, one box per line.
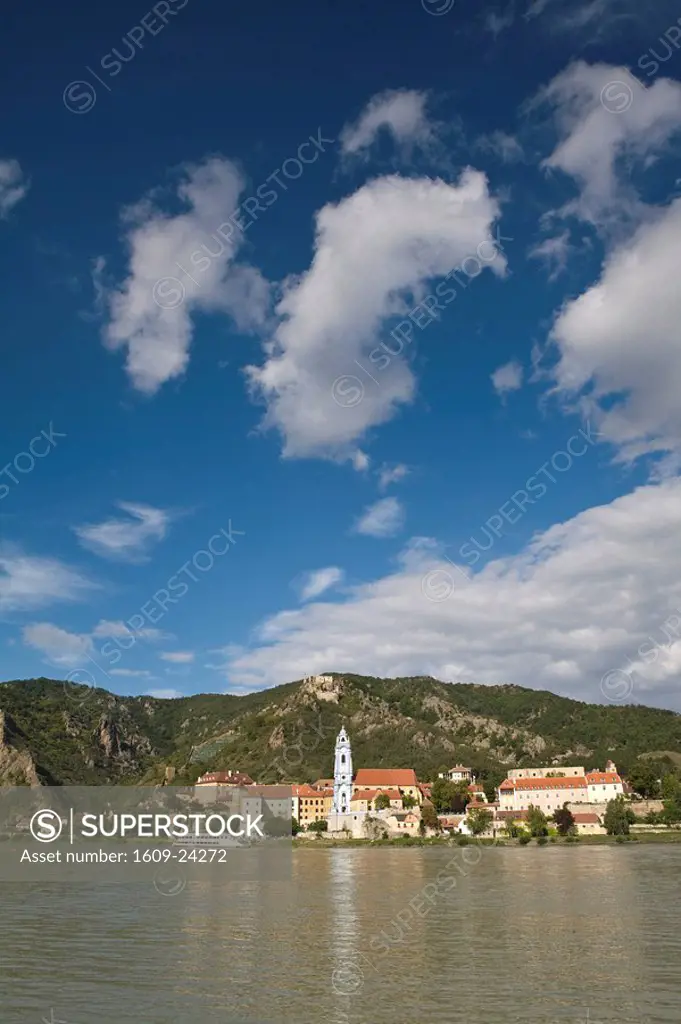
340 89 436 159
0 158 29 217
102 158 270 393
551 198 681 462
73 502 173 562
491 360 523 397
533 62 681 228
246 169 505 460
221 479 681 708
299 567 344 602
0 548 95 612
354 497 404 538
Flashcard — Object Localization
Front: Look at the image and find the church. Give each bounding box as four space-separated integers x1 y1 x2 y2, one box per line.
325 726 423 838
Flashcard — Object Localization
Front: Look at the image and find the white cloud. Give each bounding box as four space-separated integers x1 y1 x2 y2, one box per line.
483 5 516 37
159 651 195 664
551 198 681 462
0 159 29 218
74 502 172 562
524 0 653 33
491 360 523 396
354 497 404 538
477 131 525 163
351 450 371 472
110 668 154 678
533 62 681 228
529 230 573 279
299 568 344 602
102 158 270 393
22 623 94 667
0 548 95 612
91 619 170 641
146 688 184 699
246 169 505 460
340 89 436 159
378 463 409 490
222 479 681 708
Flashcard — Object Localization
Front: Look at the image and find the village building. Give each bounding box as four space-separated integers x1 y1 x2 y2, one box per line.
498 763 624 814
353 768 421 803
292 784 334 828
439 765 473 782
572 812 605 835
196 770 255 787
350 788 404 812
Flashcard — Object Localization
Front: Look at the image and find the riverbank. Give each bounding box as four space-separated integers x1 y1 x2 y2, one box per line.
295 831 681 848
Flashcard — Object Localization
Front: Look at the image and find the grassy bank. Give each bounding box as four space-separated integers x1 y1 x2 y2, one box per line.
294 831 681 848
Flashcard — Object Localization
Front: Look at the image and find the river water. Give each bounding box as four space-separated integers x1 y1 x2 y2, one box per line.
1 845 678 1023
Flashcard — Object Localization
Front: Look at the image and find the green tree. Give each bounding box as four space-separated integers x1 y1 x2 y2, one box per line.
604 796 631 835
420 802 440 832
526 804 549 838
402 794 417 809
553 803 576 836
504 817 520 838
661 772 681 802
374 793 391 811
467 807 493 836
431 779 469 814
307 818 328 833
292 817 301 835
626 760 660 798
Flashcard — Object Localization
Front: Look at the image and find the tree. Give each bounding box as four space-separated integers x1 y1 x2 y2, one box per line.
307 818 328 833
420 802 440 832
402 794 417 809
553 803 576 837
661 772 681 802
604 796 631 835
526 804 549 838
504 818 521 838
363 815 388 841
626 760 660 799
374 793 391 811
467 807 493 836
292 817 302 835
431 779 469 814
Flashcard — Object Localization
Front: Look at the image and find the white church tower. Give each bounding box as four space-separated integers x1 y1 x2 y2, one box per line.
333 726 353 813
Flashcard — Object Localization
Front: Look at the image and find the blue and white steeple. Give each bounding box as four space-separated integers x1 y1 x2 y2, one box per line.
333 725 353 814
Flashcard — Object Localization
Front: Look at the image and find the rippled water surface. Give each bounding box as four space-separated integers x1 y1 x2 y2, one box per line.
1 845 679 1023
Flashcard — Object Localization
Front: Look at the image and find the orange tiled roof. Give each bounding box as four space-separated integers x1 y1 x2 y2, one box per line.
354 768 418 787
500 776 588 791
351 788 402 802
468 783 484 792
585 772 622 784
292 784 332 797
573 813 601 823
196 771 254 786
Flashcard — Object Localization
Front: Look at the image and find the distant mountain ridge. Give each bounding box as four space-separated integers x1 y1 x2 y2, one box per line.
1 673 680 786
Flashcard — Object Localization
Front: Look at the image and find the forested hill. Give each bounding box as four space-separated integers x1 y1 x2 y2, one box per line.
1 673 680 786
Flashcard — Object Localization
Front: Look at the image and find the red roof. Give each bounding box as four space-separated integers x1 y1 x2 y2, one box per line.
500 776 588 791
573 813 601 824
196 771 254 786
468 783 484 792
351 788 402 802
354 768 418 787
292 785 332 797
585 772 622 785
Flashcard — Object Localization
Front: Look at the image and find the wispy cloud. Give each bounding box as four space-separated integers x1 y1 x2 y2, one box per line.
0 548 95 612
299 567 344 602
146 688 184 699
0 158 29 218
354 497 404 538
73 502 173 562
378 463 409 491
340 89 437 160
159 651 195 664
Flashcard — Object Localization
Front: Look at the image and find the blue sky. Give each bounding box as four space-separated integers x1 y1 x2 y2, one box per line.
3 0 681 708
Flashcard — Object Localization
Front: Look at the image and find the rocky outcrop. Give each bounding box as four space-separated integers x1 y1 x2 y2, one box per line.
0 710 42 786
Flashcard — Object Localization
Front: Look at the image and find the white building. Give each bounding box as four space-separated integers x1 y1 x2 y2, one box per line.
438 765 473 782
327 726 368 837
498 764 624 814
